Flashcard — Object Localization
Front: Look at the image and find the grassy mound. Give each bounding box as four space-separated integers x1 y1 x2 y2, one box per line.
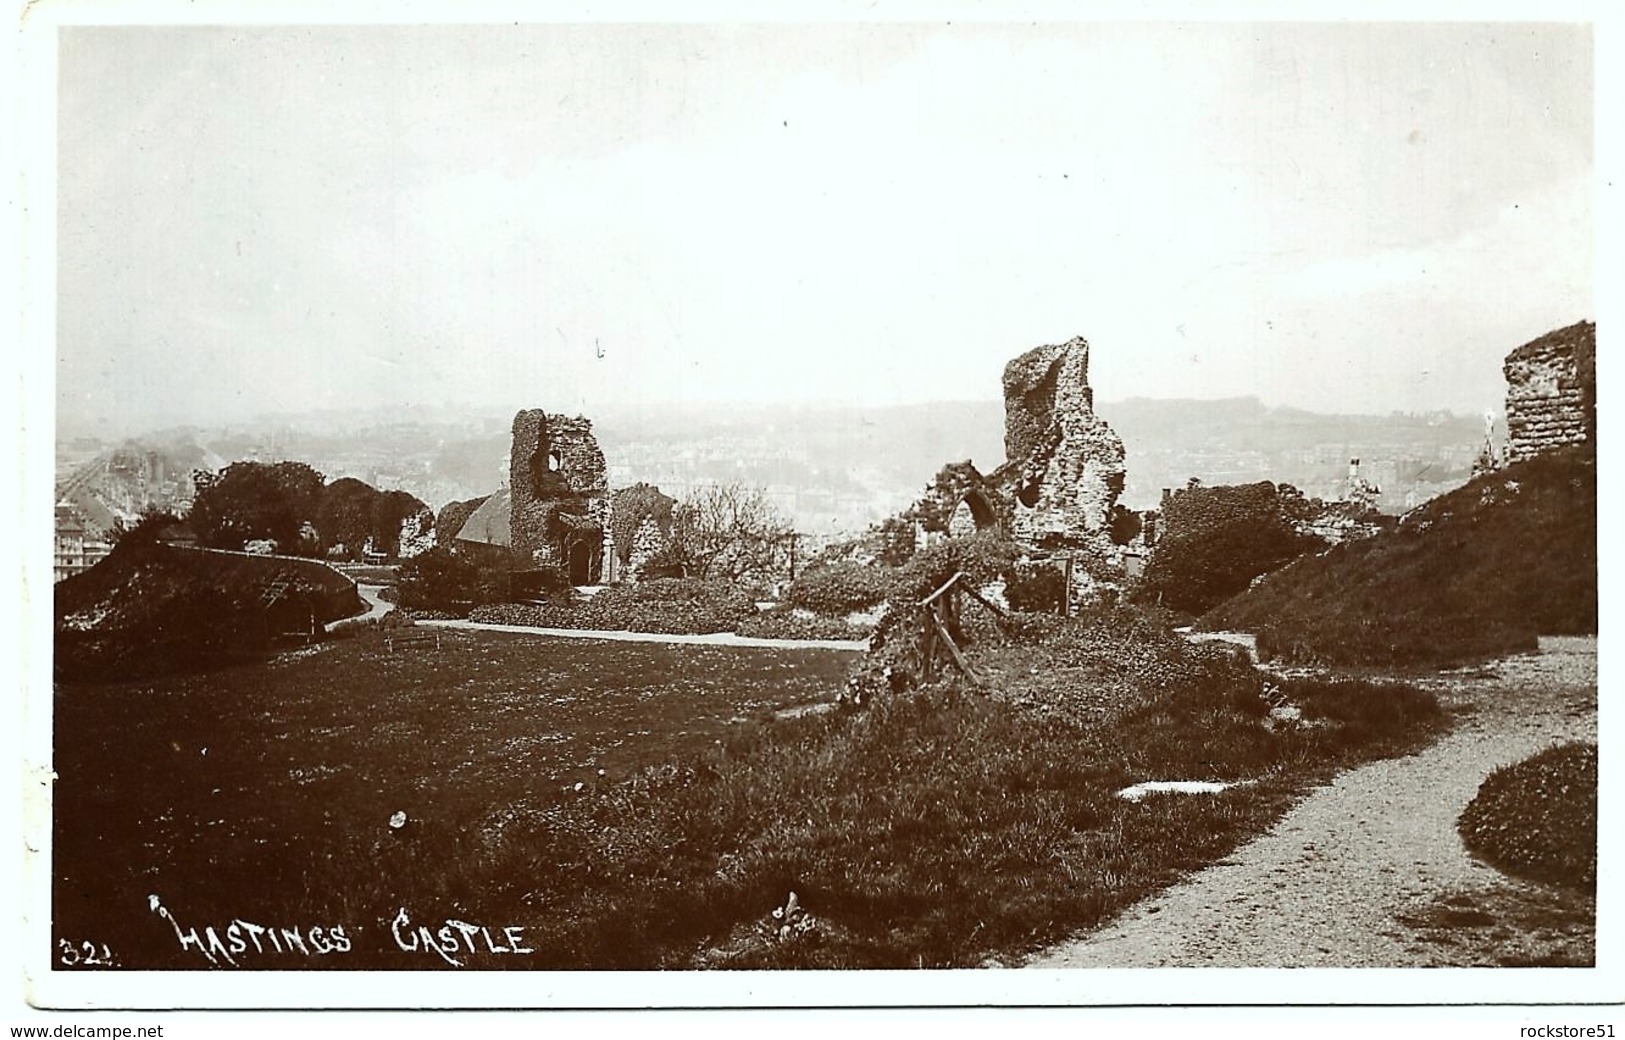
54 535 360 681
1459 742 1597 889
1202 444 1595 668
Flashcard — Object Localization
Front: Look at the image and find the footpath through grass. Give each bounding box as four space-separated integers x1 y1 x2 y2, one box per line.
55 608 1444 970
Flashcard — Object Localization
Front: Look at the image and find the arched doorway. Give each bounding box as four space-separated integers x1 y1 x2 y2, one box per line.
949 490 999 538
566 539 598 586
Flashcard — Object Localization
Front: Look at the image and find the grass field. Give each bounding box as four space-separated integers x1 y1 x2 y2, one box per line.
51 611 1445 971
51 628 853 970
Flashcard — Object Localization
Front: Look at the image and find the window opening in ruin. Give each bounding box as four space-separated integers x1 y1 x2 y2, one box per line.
547 450 561 473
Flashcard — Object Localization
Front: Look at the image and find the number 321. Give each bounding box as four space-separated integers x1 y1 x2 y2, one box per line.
58 939 115 967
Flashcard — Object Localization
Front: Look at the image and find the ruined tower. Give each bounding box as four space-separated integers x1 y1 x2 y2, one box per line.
507 410 610 584
994 336 1126 549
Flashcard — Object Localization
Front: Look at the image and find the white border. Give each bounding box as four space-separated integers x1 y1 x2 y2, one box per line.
15 0 1620 1015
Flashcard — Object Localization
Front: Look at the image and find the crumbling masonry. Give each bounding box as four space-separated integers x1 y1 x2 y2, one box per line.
1503 320 1596 464
901 335 1130 601
991 336 1127 550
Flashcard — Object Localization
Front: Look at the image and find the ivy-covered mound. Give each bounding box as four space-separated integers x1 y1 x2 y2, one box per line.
1134 480 1327 617
1458 742 1597 889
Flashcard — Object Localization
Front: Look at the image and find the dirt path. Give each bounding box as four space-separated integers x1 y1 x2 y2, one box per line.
324 582 393 631
1025 637 1597 968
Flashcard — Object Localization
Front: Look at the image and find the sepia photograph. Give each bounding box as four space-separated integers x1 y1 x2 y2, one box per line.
16 0 1613 1016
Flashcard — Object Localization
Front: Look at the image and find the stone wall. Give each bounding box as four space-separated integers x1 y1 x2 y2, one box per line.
628 516 667 576
396 508 435 559
909 461 998 535
1504 321 1596 464
608 482 677 581
992 336 1126 550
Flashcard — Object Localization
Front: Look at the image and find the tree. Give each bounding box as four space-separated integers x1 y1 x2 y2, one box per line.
662 482 793 585
187 461 326 553
314 478 377 559
1108 504 1143 546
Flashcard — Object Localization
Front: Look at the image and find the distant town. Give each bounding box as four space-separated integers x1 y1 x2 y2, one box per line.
54 395 1487 583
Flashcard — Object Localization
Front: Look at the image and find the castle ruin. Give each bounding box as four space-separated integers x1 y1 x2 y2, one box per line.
991 336 1127 550
507 410 610 584
903 335 1131 597
1503 320 1596 464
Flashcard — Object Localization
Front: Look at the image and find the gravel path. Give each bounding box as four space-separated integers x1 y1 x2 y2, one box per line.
324 582 393 632
1025 637 1597 968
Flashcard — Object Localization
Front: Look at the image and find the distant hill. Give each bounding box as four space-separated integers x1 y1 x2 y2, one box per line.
1202 443 1596 668
89 396 1486 524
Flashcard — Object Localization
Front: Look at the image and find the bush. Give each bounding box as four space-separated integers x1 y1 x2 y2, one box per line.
512 563 573 604
887 532 1019 604
634 546 687 582
468 579 759 636
1004 562 1066 613
784 562 893 616
735 608 873 642
1459 742 1597 889
467 603 568 628
396 546 511 616
1135 481 1322 616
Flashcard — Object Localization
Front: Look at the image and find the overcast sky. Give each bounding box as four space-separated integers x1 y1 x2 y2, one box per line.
53 21 1594 434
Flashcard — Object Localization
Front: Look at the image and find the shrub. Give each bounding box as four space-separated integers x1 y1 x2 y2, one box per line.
512 563 573 605
396 546 511 616
1004 562 1066 613
634 545 687 582
467 603 568 627
1459 742 1597 889
468 579 759 636
887 532 1019 604
784 562 893 616
735 608 873 642
1135 481 1323 616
